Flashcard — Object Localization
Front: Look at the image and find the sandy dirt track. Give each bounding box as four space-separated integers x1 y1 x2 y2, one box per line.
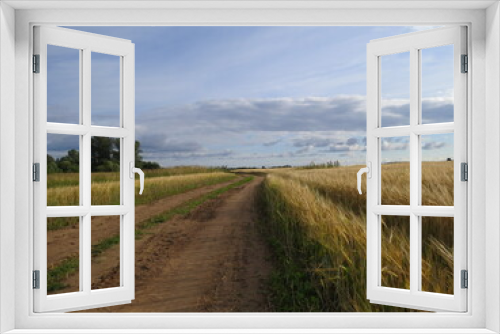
85 176 273 312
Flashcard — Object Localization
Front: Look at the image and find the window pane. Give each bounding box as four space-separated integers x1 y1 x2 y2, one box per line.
381 215 410 290
421 45 454 124
421 133 454 206
381 136 410 205
47 134 80 206
380 52 410 127
47 45 80 124
421 217 454 294
91 136 121 206
92 52 121 127
91 216 121 290
47 217 80 295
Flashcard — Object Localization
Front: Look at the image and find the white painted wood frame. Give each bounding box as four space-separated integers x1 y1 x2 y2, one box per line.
32 26 135 313
366 26 467 312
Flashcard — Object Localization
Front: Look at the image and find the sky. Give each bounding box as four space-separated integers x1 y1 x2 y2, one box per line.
47 26 455 167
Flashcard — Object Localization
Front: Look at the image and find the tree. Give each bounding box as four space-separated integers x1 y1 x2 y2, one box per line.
135 140 144 169
58 149 79 173
47 154 60 173
91 137 120 172
142 161 160 169
134 141 160 169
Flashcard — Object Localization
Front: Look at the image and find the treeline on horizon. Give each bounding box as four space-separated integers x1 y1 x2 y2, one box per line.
234 160 342 170
47 138 160 173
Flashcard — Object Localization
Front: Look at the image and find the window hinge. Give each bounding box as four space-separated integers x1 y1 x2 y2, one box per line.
461 162 468 181
33 163 40 182
33 270 40 289
33 54 40 73
461 270 468 289
461 54 468 73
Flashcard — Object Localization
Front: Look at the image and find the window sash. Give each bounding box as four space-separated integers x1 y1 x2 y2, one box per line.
33 26 136 313
366 26 468 312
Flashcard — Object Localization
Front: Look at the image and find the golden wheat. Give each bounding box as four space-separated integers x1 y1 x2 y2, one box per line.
262 162 454 312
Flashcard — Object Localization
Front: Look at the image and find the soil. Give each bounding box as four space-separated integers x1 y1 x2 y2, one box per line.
75 176 273 312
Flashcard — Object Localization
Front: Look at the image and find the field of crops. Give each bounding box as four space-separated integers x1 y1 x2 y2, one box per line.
259 162 454 312
47 166 235 207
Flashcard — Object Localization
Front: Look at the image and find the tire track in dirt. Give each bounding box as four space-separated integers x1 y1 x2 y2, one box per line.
87 176 273 312
47 177 241 267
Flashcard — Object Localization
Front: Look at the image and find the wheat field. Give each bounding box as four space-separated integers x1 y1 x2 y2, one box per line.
259 162 454 312
47 170 235 207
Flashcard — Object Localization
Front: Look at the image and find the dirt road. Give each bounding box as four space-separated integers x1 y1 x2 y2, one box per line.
47 177 242 268
88 176 273 312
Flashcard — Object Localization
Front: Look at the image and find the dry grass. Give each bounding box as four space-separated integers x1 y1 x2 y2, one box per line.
47 166 230 189
47 172 236 207
260 162 454 312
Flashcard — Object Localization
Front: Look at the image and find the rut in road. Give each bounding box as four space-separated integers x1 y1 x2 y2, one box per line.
88 176 273 312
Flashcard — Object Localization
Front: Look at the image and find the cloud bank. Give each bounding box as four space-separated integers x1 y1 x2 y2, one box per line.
48 95 454 167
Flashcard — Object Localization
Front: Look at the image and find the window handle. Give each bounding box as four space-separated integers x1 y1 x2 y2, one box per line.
357 162 371 195
129 162 145 195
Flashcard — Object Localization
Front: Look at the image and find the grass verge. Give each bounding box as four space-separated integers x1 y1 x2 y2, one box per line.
47 176 254 293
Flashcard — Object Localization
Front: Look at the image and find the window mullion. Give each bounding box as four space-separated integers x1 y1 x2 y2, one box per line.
409 47 420 294
82 48 92 294
82 48 91 208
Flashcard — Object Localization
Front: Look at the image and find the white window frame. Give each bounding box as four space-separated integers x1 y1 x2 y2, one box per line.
1 1 499 333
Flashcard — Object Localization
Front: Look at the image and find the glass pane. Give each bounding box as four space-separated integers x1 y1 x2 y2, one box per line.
47 134 80 206
91 136 121 206
421 217 454 294
421 45 454 124
47 45 80 124
92 52 121 127
381 215 410 290
47 217 80 295
381 136 410 205
380 52 410 127
421 133 454 206
91 216 121 290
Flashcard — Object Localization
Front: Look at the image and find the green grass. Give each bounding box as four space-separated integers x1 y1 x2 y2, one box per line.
47 176 254 293
138 176 253 230
47 257 79 293
91 235 121 258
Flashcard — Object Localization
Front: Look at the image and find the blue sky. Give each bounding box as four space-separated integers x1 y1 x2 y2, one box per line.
47 26 454 167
